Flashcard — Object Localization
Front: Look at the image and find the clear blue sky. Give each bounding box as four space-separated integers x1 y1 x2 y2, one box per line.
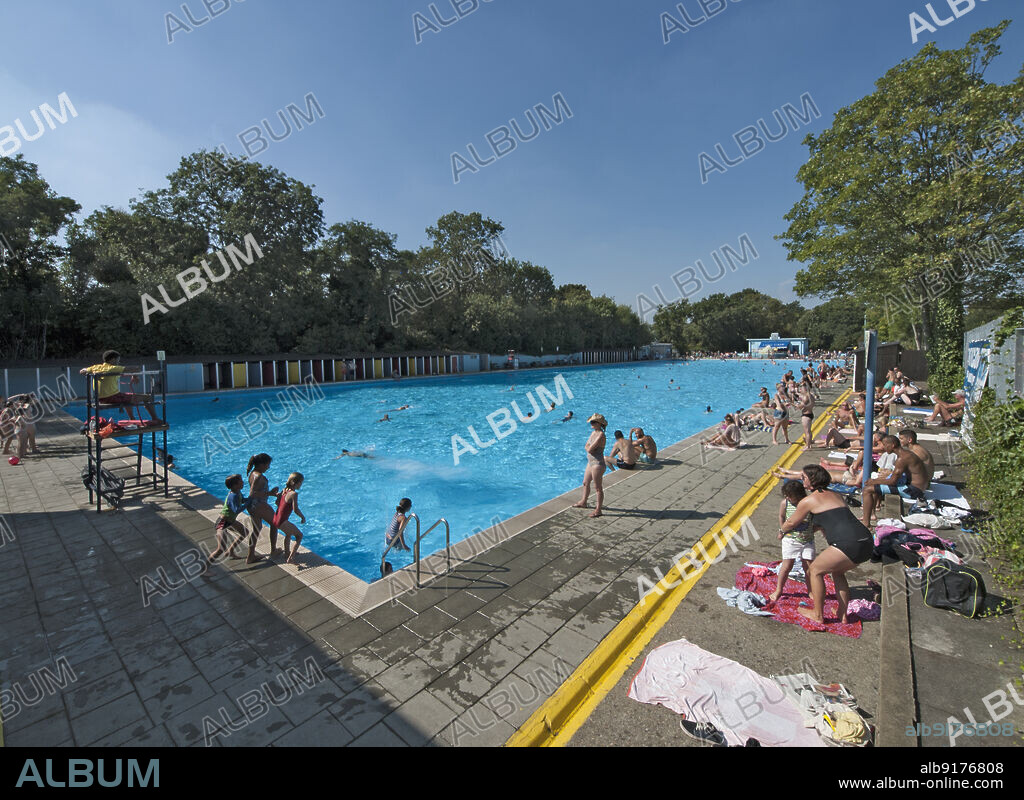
2 0 1020 316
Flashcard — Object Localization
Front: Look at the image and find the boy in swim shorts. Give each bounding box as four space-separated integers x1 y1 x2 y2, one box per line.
208 474 251 563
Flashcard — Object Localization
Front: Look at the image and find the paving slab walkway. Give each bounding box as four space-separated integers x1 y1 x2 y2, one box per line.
1 389 843 747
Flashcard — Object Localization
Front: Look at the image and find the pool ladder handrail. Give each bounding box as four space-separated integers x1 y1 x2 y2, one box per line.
379 513 452 587
415 517 451 589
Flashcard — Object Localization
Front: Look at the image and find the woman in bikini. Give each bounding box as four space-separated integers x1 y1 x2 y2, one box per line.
779 465 873 625
797 388 816 452
246 453 280 563
574 414 607 518
273 472 306 564
770 383 791 445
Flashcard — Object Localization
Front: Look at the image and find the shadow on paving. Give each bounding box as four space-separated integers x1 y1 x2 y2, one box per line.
0 415 477 748
0 507 451 747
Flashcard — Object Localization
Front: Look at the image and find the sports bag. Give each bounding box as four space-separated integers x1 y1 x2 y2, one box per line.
921 559 986 618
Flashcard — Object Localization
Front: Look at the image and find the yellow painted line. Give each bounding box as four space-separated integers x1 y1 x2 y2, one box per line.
506 389 853 747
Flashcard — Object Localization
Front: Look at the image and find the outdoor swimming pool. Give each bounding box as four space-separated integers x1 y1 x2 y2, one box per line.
75 359 812 582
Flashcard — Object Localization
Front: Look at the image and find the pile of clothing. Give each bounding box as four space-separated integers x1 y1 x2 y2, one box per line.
871 521 963 569
773 673 873 746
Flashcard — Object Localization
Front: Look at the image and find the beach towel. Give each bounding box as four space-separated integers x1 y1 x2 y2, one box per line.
735 562 862 639
922 483 972 511
846 599 881 621
628 639 822 747
716 587 774 616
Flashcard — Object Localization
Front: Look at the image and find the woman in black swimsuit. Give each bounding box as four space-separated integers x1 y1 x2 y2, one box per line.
779 465 872 625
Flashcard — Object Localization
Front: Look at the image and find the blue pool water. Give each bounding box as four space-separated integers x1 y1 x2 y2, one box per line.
73 359 811 581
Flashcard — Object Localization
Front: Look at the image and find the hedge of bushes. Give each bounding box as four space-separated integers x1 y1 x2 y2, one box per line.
964 309 1024 593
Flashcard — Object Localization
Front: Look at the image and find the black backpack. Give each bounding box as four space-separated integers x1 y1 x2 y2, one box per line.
921 559 986 618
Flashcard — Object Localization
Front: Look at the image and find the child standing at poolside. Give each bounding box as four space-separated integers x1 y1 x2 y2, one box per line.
208 474 251 563
768 480 817 603
274 472 307 564
385 498 413 552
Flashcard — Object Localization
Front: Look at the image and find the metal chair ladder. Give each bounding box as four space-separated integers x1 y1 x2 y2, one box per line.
380 513 452 587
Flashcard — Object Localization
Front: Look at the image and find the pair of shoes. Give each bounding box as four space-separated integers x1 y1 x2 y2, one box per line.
679 718 727 746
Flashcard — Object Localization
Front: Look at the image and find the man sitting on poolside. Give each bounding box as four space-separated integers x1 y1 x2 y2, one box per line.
630 427 658 464
861 435 929 527
898 428 934 481
80 350 159 422
605 430 639 471
925 390 966 425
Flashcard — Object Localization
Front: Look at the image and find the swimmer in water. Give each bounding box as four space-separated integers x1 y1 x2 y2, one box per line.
561 411 574 422
377 414 391 423
705 406 712 413
388 405 411 412
335 449 376 460
548 403 556 412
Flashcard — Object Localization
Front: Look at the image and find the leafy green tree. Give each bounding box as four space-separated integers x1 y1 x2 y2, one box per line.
72 150 325 355
780 23 1024 397
0 156 79 359
796 298 865 350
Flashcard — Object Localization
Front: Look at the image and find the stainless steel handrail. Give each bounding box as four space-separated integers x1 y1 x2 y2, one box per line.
380 513 419 578
415 517 450 589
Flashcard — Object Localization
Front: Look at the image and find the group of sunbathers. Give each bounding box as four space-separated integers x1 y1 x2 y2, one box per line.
739 363 840 450
604 426 659 471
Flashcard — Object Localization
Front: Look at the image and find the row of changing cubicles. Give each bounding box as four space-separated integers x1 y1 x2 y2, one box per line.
203 354 465 391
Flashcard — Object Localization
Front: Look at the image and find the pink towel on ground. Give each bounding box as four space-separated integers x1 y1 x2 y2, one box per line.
628 639 822 747
736 562 862 639
846 599 881 621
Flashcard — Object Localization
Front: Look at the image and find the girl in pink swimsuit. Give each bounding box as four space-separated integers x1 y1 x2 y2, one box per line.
273 472 306 564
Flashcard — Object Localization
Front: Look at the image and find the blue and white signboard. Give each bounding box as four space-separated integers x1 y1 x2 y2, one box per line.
962 338 991 447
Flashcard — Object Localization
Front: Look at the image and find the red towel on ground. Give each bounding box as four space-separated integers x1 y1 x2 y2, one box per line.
735 562 862 639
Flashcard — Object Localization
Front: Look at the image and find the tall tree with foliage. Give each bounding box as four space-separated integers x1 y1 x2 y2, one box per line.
0 156 79 359
796 298 865 351
780 23 1024 397
653 289 804 353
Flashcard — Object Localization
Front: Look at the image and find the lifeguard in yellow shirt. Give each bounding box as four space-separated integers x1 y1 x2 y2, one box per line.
80 350 159 422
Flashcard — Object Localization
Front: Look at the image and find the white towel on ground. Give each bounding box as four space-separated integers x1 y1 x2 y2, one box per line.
628 639 823 747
